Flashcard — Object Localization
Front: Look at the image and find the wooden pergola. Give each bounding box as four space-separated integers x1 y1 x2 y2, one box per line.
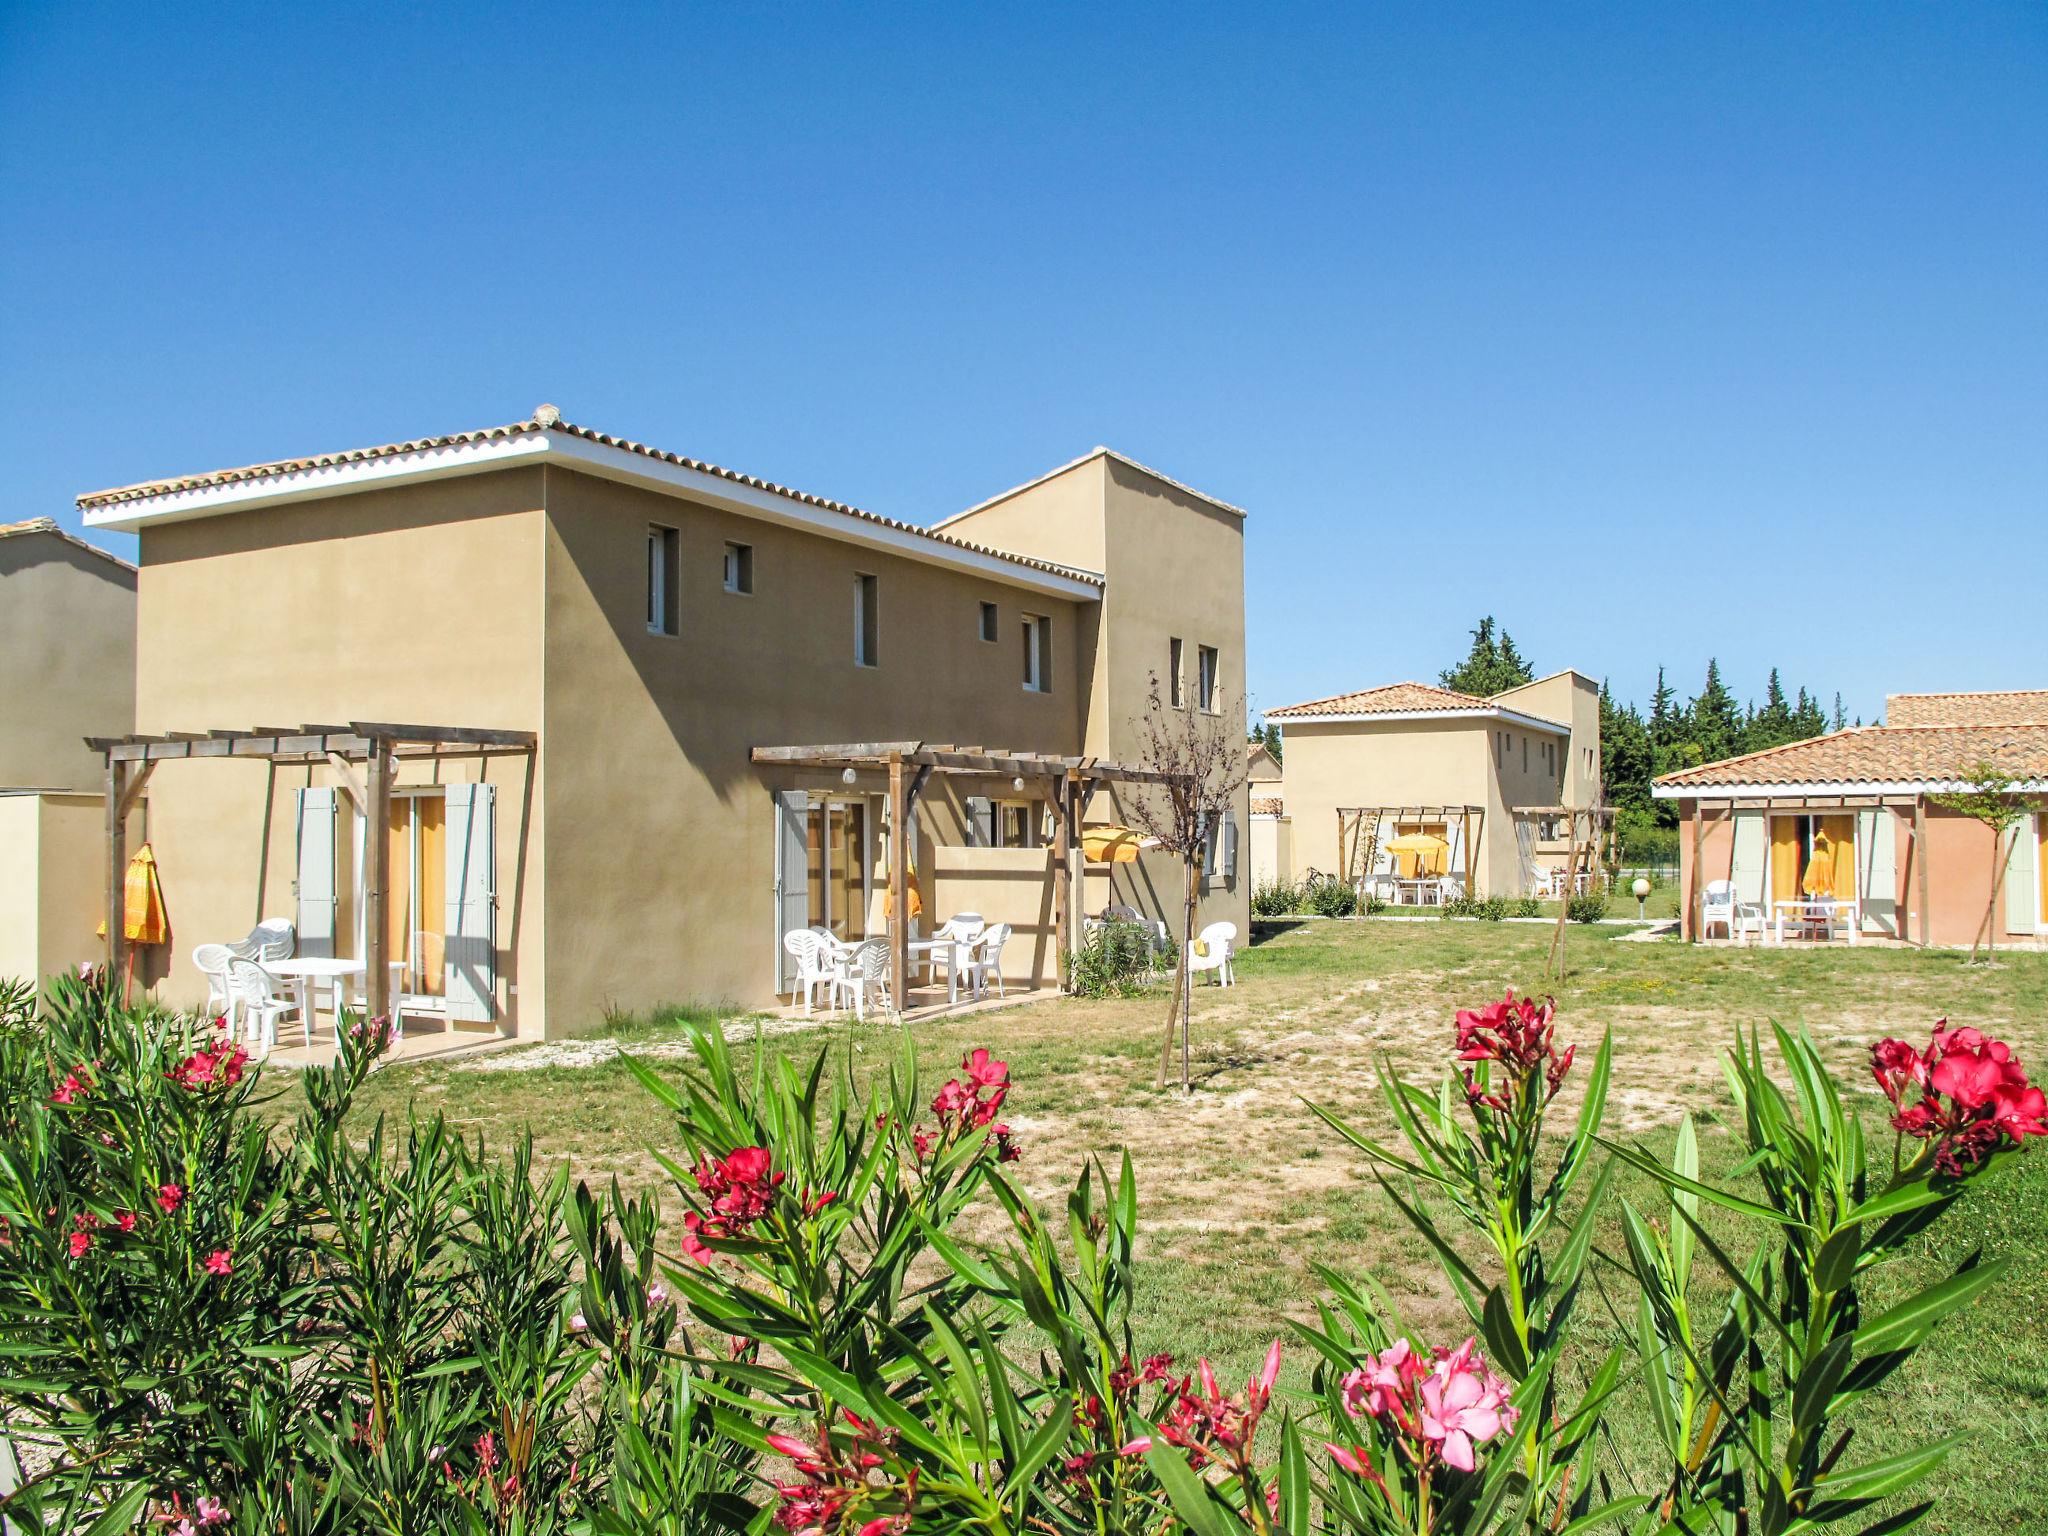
1675 792 1928 946
751 741 1186 1004
88 722 537 1019
1335 805 1486 892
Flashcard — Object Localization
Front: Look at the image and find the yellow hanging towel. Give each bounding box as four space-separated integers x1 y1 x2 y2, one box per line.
96 842 169 945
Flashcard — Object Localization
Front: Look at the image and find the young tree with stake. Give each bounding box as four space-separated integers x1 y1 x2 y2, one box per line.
1931 761 2039 961
1123 673 1247 1093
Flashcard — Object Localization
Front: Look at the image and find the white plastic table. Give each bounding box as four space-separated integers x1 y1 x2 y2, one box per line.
907 938 979 1004
1772 899 1859 945
263 956 366 1039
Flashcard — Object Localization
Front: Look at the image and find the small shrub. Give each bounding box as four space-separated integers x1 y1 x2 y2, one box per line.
1304 874 1358 917
1068 917 1158 997
1568 890 1611 923
1250 879 1300 917
1440 893 1477 918
1514 895 1543 918
1362 892 1388 916
1475 895 1511 922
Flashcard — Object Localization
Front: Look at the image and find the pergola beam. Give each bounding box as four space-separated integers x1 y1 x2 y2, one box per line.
751 742 1185 788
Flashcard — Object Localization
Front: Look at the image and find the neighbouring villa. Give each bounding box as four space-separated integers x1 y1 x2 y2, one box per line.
76 406 1249 1045
1263 672 1606 902
0 517 136 990
1657 689 2048 947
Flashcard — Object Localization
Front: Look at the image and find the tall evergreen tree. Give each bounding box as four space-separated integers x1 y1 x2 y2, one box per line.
1598 681 1653 822
1832 691 1848 732
1440 616 1534 696
1688 660 1744 767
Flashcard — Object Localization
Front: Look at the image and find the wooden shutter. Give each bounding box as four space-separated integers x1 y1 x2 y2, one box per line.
443 782 497 1023
1730 811 1767 906
2005 818 2038 937
1222 810 1240 878
1855 809 1899 937
294 788 337 959
774 790 809 988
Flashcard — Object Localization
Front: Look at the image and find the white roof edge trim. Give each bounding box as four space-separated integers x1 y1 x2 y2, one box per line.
1653 778 2048 799
1276 706 1571 735
79 430 1104 601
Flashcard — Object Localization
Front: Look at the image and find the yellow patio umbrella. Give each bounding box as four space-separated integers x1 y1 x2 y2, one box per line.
1082 825 1163 863
97 842 169 946
97 841 168 1001
1801 828 1836 898
1384 832 1449 879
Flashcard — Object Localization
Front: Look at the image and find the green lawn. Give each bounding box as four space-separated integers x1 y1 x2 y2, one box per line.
344 922 2048 1532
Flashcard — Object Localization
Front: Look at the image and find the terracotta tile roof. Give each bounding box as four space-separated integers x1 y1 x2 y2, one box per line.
75 410 1104 588
1250 795 1284 816
1655 723 2048 790
1885 690 2048 727
1266 682 1500 719
0 515 136 573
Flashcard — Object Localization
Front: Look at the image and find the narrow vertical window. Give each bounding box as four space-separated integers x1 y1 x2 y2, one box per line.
723 541 753 594
1169 638 1185 707
1198 645 1218 712
646 524 679 635
1021 614 1051 692
854 573 879 666
979 601 999 642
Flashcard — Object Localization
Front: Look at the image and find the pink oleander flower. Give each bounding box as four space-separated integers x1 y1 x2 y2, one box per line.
67 1229 92 1259
986 1123 1022 1162
194 1496 228 1527
50 1072 86 1106
157 1183 184 1215
1455 991 1573 1113
1341 1335 1516 1475
203 1249 233 1277
118 1211 138 1232
1417 1338 1516 1472
685 1145 786 1260
646 1281 670 1309
931 1049 1011 1140
1871 1020 2046 1176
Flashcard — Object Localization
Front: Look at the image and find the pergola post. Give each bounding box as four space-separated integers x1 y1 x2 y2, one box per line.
1913 796 1932 948
104 756 130 984
1687 797 1706 941
363 736 393 1024
888 752 909 1010
1462 810 1477 897
1052 774 1073 992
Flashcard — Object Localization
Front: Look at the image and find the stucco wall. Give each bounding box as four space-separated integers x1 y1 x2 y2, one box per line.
1676 801 2040 947
537 468 1092 1031
926 847 1061 987
0 531 135 791
1281 718 1495 886
128 470 548 1031
0 792 114 991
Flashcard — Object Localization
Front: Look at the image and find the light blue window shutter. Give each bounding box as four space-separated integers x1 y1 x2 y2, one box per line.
1223 811 1240 878
294 788 337 959
444 783 498 1022
2005 818 2039 937
964 796 994 848
1730 811 1767 905
775 789 810 987
1856 809 1899 937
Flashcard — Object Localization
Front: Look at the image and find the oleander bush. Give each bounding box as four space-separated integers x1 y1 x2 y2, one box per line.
0 966 2037 1535
1068 917 1163 998
1567 892 1611 924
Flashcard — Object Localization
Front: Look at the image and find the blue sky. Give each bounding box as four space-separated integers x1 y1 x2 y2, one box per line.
3 2 2042 724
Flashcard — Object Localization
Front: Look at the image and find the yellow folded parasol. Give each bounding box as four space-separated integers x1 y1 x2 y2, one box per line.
97 842 168 945
1082 825 1163 863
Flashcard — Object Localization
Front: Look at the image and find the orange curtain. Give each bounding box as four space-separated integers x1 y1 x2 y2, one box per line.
1820 815 1857 901
1771 819 1802 904
385 796 448 996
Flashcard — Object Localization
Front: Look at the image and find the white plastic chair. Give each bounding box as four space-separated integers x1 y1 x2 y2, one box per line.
227 918 295 964
782 930 835 1015
965 923 1012 998
1188 921 1238 987
922 914 984 991
830 937 895 1022
1701 881 1764 944
191 943 234 1020
225 957 300 1053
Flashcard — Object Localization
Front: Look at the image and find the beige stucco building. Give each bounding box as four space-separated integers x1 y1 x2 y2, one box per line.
0 518 138 990
77 410 1249 1039
1659 689 2048 948
1266 672 1602 897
